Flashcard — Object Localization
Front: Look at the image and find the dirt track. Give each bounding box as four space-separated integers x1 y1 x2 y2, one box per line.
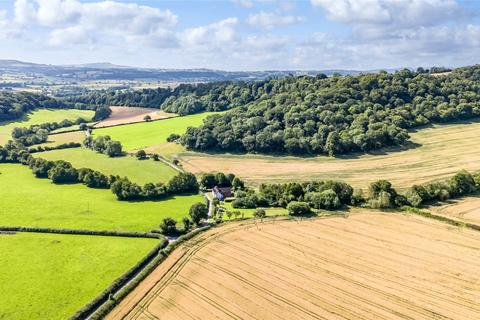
94 107 175 128
107 211 480 320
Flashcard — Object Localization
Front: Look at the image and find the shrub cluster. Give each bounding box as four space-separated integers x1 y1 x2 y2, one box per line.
111 172 199 201
83 135 123 157
199 172 244 190
259 180 353 210
27 157 116 187
403 170 479 207
28 142 81 153
11 118 87 146
92 106 112 121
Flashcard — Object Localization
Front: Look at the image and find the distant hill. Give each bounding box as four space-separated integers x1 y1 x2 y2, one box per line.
0 59 377 82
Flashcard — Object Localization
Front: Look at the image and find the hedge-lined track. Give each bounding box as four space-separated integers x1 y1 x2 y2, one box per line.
107 211 480 320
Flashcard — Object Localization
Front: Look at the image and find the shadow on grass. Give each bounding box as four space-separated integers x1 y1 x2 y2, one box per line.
124 192 201 204
184 141 423 160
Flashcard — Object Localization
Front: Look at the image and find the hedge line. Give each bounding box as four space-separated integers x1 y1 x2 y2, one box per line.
70 237 168 320
28 142 81 153
402 206 480 231
76 225 212 320
0 226 162 239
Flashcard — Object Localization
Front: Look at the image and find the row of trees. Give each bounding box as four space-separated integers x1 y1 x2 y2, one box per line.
199 172 245 190
63 81 264 116
83 135 123 157
111 172 199 201
0 144 200 201
226 169 480 215
179 66 480 156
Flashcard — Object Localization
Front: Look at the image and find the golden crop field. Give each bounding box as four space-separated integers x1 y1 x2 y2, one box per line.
107 211 480 320
429 196 480 225
177 120 480 189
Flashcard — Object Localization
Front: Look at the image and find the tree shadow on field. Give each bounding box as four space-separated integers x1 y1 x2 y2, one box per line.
124 192 200 204
334 141 422 159
187 141 423 161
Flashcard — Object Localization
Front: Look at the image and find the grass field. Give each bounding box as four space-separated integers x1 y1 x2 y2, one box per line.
429 196 480 225
0 109 94 145
35 148 178 184
221 201 288 218
0 164 204 232
39 130 86 147
94 112 218 151
0 232 157 320
107 211 480 320
178 120 480 189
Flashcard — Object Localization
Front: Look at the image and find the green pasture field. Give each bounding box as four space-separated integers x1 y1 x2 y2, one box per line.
0 232 157 320
94 112 218 151
35 147 178 184
0 164 204 232
0 109 94 145
220 201 288 218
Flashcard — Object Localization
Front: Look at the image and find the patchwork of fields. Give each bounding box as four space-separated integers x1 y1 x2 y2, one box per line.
0 109 94 145
0 232 157 320
0 164 203 232
108 211 480 320
35 148 178 184
3 107 480 319
95 111 218 151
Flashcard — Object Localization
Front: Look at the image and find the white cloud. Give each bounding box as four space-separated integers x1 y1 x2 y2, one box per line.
181 18 238 46
9 0 178 46
311 0 463 39
232 0 254 8
49 25 91 46
248 11 304 29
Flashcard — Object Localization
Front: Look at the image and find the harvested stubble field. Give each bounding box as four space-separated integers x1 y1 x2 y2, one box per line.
107 211 480 320
94 106 176 128
429 196 480 225
179 120 480 189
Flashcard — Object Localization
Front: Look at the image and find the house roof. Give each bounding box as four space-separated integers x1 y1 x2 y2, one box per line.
213 186 233 197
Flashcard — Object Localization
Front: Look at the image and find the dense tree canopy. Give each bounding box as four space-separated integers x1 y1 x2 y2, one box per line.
0 91 70 122
179 66 480 156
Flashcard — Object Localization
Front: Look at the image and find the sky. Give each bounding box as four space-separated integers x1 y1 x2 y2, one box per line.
0 0 480 71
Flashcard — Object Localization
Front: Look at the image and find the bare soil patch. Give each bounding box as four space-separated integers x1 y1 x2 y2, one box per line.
107 211 480 320
94 107 176 128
